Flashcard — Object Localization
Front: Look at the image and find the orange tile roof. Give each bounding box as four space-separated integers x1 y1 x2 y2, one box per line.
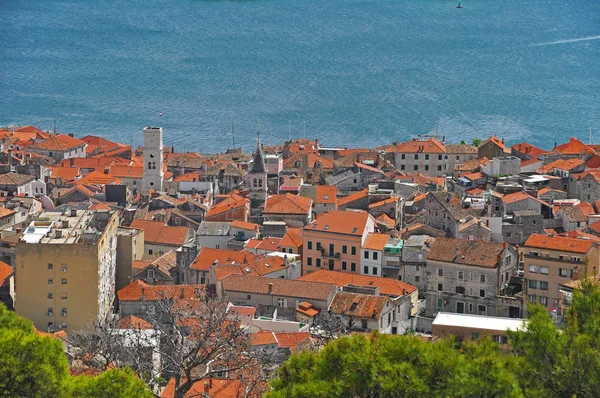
362 233 389 251
107 165 143 179
244 237 282 252
76 170 122 186
118 315 153 330
227 305 256 317
579 170 600 183
538 187 565 195
296 301 320 317
221 274 336 301
50 166 81 181
337 188 368 207
30 134 86 151
562 230 600 244
524 233 594 254
130 219 190 246
59 184 95 199
206 193 248 218
280 228 303 248
173 172 203 182
304 210 370 236
552 137 596 156
190 248 255 271
299 269 417 296
274 332 312 348
585 154 600 169
521 158 543 168
537 158 585 173
57 156 120 169
0 260 13 286
250 331 277 346
395 138 446 154
230 220 259 231
375 213 395 229
512 142 546 158
264 193 312 215
481 135 505 149
589 221 600 234
427 238 508 268
368 196 397 209
117 280 204 301
315 185 337 204
502 191 549 207
0 207 16 219
330 292 391 319
462 171 486 180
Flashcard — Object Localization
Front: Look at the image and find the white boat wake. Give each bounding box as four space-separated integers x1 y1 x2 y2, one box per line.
532 35 600 46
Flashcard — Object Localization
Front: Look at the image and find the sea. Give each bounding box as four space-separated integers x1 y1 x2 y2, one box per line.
1 0 599 152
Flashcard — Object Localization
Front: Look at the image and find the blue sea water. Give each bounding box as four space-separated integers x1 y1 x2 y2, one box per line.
1 0 599 152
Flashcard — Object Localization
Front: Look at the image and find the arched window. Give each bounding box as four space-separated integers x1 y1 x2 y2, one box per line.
253 178 258 187
258 179 263 187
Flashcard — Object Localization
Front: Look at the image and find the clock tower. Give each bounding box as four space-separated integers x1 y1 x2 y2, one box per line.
142 126 164 192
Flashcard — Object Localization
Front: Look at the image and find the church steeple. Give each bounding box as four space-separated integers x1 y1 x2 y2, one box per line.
250 129 266 174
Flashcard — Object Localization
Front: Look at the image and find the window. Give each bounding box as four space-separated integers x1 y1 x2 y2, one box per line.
472 333 480 341
468 303 473 312
529 280 538 289
277 298 287 307
456 286 465 294
351 247 357 255
425 154 429 160
559 268 573 278
247 295 251 300
307 241 313 250
415 276 420 282
478 305 487 315
425 165 429 171
538 296 548 306
479 289 486 298
47 308 53 317
61 308 67 316
401 165 406 170
373 267 378 275
458 271 464 280
48 263 53 270
351 263 356 272
437 165 442 171
148 270 155 279
342 261 347 271
414 154 419 160
307 257 312 266
414 165 418 171
47 322 54 330
437 283 443 291
571 257 581 263
373 252 378 260
364 266 369 274
47 293 53 299
316 259 321 267
438 154 443 160
61 278 67 285
48 278 53 285
529 264 538 273
329 244 334 254
493 335 509 344
437 298 444 308
540 266 549 275
364 251 369 259
528 295 536 303
540 281 548 290
401 154 406 160
480 274 486 283
438 268 444 277
316 242 322 250
342 245 347 254
61 266 67 272
61 293 67 300
456 155 460 160
149 249 153 255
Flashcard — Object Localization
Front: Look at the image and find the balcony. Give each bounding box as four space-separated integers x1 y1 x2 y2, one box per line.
321 249 340 259
383 261 401 269
524 254 582 265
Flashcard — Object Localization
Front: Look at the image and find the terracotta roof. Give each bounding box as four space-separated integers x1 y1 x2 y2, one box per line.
538 187 565 195
274 332 312 349
590 220 600 234
76 170 122 186
0 207 16 219
280 228 303 248
562 230 600 244
221 274 336 301
132 260 151 271
375 213 395 229
0 172 35 186
585 154 600 169
558 206 587 223
427 238 507 268
304 210 371 236
190 248 255 271
502 191 550 208
206 193 248 218
50 166 81 181
329 292 391 319
30 134 86 151
230 220 259 231
107 165 143 179
118 315 153 330
296 301 320 317
520 158 543 168
264 193 312 215
537 158 585 174
579 170 600 184
57 157 120 170
161 377 251 398
512 142 546 159
250 331 277 346
552 137 596 156
130 219 191 246
117 280 204 301
395 138 446 154
283 152 333 169
244 237 282 252
0 260 13 287
480 135 505 149
368 197 397 210
59 184 95 199
362 233 389 251
315 185 337 204
524 233 594 254
462 171 486 181
445 143 477 154
299 269 417 296
173 172 203 182
227 305 256 317
337 189 368 207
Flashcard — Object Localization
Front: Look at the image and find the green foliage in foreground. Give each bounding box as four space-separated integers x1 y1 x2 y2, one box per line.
267 280 600 398
0 304 151 398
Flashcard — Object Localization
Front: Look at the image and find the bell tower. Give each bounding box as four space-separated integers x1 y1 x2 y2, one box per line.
142 126 164 192
247 132 267 219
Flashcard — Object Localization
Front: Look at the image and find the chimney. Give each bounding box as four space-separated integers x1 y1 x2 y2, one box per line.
455 248 459 258
501 137 504 145
267 282 273 295
203 381 209 395
68 133 74 138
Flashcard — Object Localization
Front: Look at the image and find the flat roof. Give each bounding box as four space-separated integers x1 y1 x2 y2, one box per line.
432 312 527 332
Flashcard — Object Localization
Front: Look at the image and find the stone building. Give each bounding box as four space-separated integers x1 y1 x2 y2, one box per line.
141 126 164 192
423 192 485 238
401 235 433 295
394 138 448 177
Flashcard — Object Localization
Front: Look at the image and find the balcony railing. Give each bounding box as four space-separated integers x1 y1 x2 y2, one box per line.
321 249 340 259
524 254 582 265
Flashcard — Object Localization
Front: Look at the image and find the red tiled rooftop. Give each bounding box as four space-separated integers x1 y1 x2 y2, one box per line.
129 219 190 246
298 269 417 296
524 233 594 254
304 210 371 236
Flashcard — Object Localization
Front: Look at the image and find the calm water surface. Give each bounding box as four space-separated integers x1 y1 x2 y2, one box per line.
1 0 599 151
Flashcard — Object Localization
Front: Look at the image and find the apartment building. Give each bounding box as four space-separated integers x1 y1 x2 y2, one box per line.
425 238 519 318
301 210 375 275
15 209 119 332
394 138 448 177
522 234 599 314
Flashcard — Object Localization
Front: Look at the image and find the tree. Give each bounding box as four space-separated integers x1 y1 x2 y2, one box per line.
471 138 482 147
70 368 152 398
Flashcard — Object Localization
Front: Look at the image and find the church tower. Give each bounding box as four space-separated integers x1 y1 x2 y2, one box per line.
142 126 164 192
247 133 267 219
